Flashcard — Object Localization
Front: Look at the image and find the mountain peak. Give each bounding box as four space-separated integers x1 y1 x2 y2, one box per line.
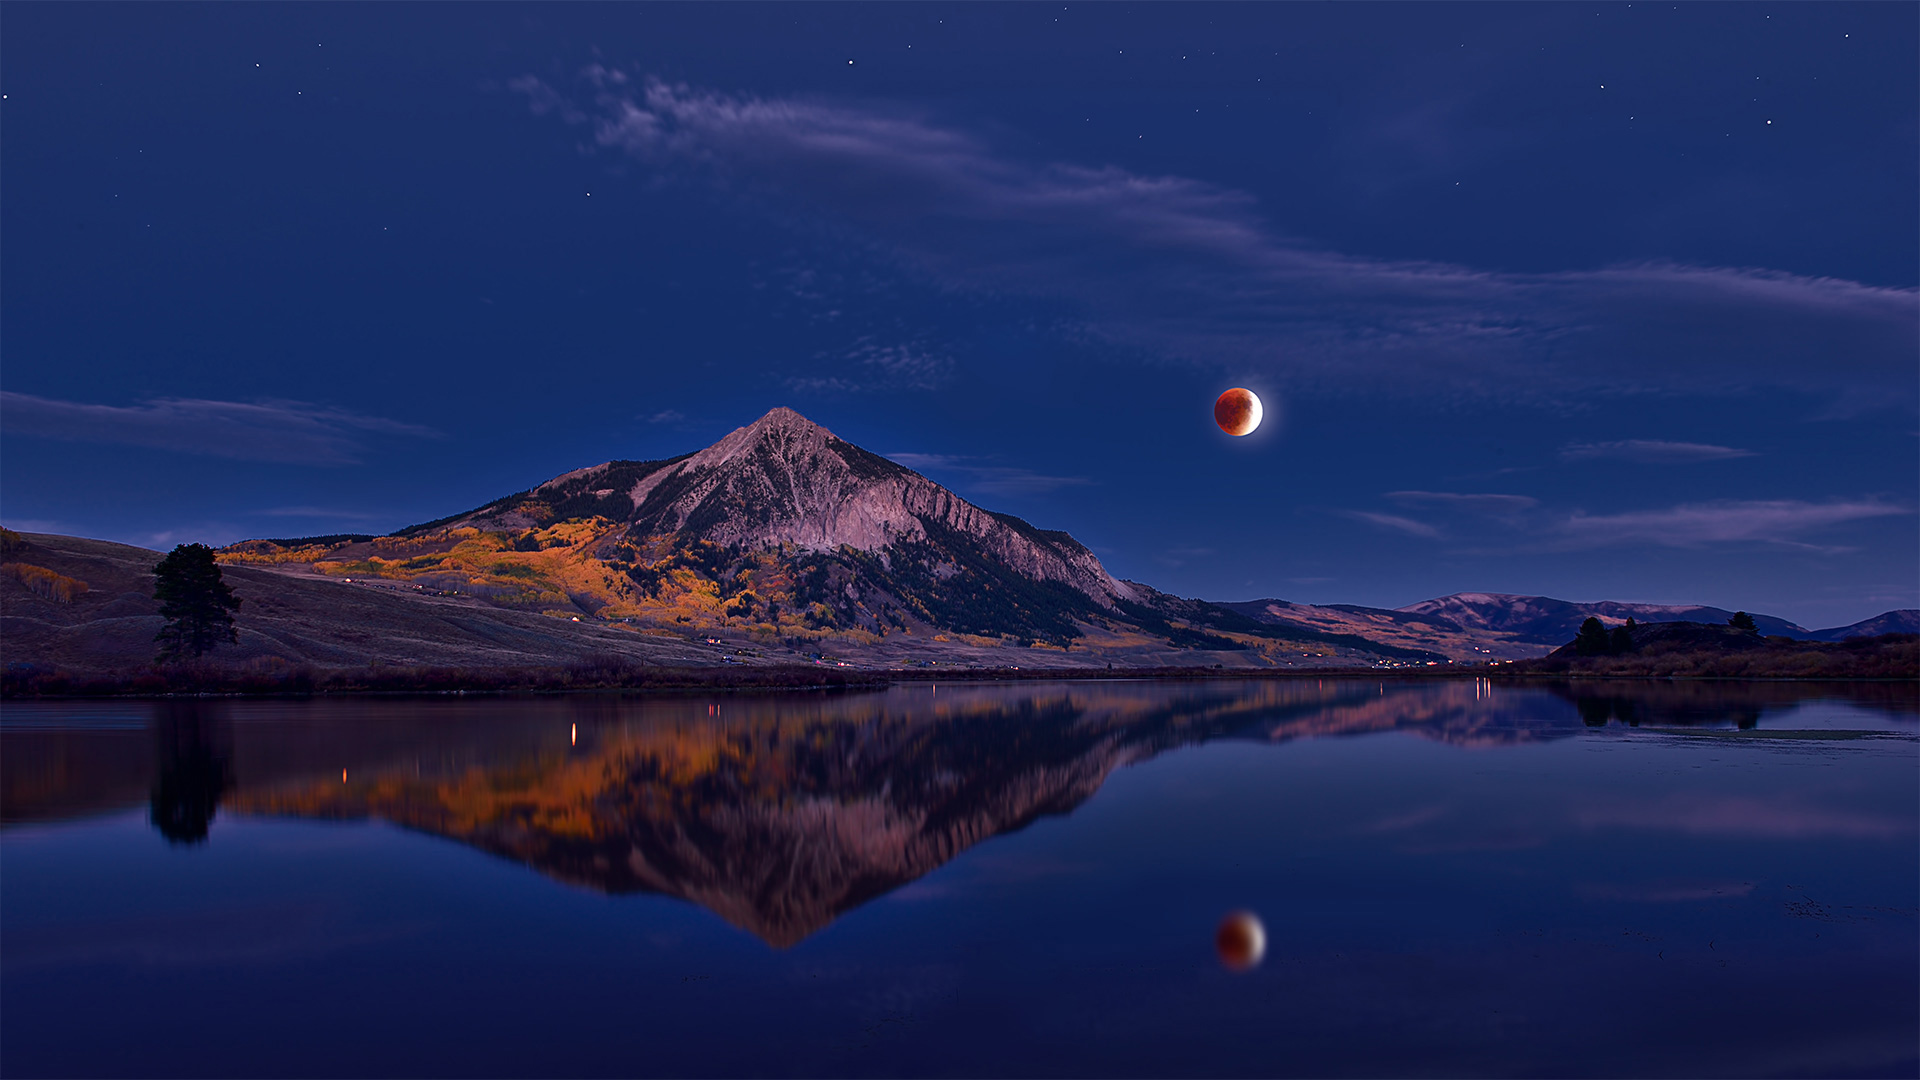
751 405 823 432
679 406 844 474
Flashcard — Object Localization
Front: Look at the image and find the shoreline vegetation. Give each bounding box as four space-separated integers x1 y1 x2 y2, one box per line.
3 633 1914 700
1522 627 1918 680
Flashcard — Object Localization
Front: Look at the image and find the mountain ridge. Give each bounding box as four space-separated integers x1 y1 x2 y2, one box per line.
1208 595 1915 662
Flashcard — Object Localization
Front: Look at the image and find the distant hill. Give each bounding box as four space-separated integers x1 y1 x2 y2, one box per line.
1807 609 1920 642
1220 593 1918 663
1218 598 1531 662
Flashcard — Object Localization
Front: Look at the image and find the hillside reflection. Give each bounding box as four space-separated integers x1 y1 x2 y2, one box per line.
4 679 1913 945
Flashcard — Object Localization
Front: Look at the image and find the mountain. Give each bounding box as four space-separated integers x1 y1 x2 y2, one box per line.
198 407 1440 670
1807 609 1920 642
385 407 1135 645
1397 593 1812 642
1221 593 1918 662
1217 598 1534 662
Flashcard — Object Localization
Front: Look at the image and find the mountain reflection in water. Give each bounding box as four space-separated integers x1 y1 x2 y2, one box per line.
3 679 1913 947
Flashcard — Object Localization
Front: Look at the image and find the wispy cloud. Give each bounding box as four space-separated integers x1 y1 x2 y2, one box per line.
1386 491 1539 511
787 337 957 394
1338 510 1443 539
515 73 1919 407
1354 492 1905 554
887 452 1091 497
785 375 863 395
844 338 953 390
0 393 438 465
1555 498 1908 550
643 409 686 424
506 74 587 125
1560 440 1757 464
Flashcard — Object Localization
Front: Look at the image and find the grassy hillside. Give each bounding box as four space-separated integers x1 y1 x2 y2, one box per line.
216 520 1431 664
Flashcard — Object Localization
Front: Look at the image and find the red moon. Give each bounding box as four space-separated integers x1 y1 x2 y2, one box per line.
1214 388 1262 436
1215 910 1267 971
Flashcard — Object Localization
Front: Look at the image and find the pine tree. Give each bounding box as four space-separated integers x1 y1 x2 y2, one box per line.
1608 623 1634 654
1574 616 1611 656
1728 611 1757 632
153 544 241 661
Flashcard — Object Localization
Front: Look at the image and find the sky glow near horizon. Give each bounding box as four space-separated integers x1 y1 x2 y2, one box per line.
1 3 1914 627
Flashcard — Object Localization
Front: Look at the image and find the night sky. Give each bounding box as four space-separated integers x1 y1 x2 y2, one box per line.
3 3 1914 628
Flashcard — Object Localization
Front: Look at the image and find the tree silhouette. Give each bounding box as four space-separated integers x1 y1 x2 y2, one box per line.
1608 624 1634 654
1574 617 1611 656
153 544 241 661
1576 697 1613 726
1728 611 1758 632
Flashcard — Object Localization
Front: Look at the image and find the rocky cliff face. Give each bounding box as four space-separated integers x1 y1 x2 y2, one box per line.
613 408 1134 607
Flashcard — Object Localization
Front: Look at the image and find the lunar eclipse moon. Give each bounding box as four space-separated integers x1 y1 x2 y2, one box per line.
1215 910 1266 971
1214 388 1262 437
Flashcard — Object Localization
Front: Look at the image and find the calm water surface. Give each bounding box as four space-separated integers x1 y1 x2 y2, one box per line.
3 679 1915 1078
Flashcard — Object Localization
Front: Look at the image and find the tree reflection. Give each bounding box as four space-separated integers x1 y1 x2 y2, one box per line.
150 703 232 845
1577 698 1612 727
1543 682 1890 731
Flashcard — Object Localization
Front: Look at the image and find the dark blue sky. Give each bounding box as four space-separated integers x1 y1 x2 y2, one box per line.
3 3 1914 627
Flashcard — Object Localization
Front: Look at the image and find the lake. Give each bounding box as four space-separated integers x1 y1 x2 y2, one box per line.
3 678 1915 1078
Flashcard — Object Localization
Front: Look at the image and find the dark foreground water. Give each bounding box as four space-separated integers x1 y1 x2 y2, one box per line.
3 679 1915 1078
